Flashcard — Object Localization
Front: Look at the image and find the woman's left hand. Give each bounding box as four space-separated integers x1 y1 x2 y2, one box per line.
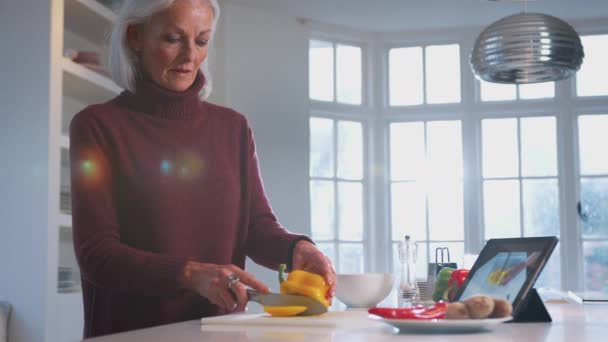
291 240 337 303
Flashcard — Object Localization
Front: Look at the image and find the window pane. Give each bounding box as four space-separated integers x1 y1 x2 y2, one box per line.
389 47 423 106
519 82 555 99
536 242 561 290
577 35 608 97
579 115 608 175
310 180 335 240
337 121 363 180
427 121 463 180
482 118 519 178
339 243 364 274
309 40 334 101
426 44 461 104
338 182 363 241
429 242 464 273
480 80 516 102
583 241 608 293
317 243 336 266
521 117 557 177
522 179 560 237
484 180 521 239
580 178 608 239
336 44 362 105
310 117 334 177
391 182 426 241
428 180 464 241
390 122 425 181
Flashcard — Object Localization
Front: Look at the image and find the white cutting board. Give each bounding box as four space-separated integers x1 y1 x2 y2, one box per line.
201 310 379 329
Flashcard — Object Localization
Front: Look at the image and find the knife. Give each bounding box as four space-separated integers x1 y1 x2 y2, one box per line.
246 289 328 316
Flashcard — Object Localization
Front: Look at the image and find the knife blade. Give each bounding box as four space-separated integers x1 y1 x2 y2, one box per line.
246 289 328 316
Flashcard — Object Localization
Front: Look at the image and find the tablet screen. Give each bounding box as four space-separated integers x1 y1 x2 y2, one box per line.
454 236 558 315
459 251 540 304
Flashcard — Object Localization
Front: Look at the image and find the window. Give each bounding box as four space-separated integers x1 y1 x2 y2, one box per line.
389 44 461 106
308 26 608 298
310 118 365 273
577 35 608 97
578 114 608 292
309 40 362 105
479 80 555 102
482 117 561 289
389 121 464 279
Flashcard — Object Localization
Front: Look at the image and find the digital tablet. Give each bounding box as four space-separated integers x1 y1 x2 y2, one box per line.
454 236 558 317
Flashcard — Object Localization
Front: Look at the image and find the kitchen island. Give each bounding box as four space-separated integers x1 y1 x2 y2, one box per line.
86 303 607 341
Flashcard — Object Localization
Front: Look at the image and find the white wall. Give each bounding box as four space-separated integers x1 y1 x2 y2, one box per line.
0 1 53 341
214 2 311 291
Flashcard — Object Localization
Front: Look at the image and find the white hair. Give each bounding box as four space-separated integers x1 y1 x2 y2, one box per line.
109 0 220 99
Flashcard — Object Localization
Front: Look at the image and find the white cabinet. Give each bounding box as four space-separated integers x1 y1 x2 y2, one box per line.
0 0 121 341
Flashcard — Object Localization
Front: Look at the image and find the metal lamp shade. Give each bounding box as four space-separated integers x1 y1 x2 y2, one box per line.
471 12 584 84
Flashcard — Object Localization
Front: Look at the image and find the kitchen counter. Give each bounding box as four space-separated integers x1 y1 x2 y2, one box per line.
86 303 607 342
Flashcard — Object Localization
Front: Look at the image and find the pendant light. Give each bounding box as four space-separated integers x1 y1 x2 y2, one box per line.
470 1 584 84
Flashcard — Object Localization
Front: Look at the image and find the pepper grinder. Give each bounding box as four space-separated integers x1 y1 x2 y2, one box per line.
398 235 418 307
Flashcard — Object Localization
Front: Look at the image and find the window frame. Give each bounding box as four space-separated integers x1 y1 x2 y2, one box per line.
309 31 371 109
308 22 376 275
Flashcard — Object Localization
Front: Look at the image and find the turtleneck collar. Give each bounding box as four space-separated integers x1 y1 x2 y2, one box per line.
118 70 205 119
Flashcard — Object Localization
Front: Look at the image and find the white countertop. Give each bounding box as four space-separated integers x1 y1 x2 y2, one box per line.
86 303 608 342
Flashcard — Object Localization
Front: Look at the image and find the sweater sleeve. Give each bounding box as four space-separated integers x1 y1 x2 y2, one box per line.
242 123 312 270
70 110 187 296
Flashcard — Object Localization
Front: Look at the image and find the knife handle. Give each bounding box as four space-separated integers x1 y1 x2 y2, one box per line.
245 288 257 300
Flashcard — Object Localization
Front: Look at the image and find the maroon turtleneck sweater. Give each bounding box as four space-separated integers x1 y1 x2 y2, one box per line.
70 72 309 337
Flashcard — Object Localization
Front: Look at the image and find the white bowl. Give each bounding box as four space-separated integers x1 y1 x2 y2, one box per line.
336 273 394 308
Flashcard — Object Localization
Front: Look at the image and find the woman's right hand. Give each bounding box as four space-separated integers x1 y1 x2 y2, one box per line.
179 261 269 313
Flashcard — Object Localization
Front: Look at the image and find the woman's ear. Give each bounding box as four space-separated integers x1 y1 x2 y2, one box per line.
126 24 143 53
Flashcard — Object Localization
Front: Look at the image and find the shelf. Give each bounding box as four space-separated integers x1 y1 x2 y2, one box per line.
60 147 72 215
63 57 121 104
61 135 70 149
64 0 116 46
59 213 72 228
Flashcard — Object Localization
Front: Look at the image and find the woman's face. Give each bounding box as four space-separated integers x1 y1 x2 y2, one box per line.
128 0 214 92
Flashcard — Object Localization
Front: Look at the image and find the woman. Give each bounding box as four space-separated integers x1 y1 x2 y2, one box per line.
70 0 336 337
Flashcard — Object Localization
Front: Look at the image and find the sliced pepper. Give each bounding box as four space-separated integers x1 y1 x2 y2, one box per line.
278 264 330 308
263 306 307 317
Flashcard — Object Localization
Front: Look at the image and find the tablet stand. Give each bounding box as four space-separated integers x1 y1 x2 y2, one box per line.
513 288 552 323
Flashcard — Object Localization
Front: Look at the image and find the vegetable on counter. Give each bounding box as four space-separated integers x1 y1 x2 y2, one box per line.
263 306 307 317
369 295 513 321
368 302 448 320
446 269 470 302
445 295 513 320
279 264 330 308
263 264 330 317
432 268 470 302
463 295 494 319
432 267 455 302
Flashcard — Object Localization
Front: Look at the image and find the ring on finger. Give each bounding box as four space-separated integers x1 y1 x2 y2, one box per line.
227 273 240 290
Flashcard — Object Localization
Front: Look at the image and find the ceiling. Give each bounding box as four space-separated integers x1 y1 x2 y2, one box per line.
224 0 608 32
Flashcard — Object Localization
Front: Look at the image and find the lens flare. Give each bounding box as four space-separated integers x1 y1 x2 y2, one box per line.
161 160 172 175
175 150 204 181
75 148 106 187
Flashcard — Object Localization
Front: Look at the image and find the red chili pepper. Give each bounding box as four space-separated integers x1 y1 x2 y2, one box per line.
368 305 425 319
368 302 447 320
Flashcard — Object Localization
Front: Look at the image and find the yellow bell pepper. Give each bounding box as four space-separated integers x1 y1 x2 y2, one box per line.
278 264 330 308
263 305 307 317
